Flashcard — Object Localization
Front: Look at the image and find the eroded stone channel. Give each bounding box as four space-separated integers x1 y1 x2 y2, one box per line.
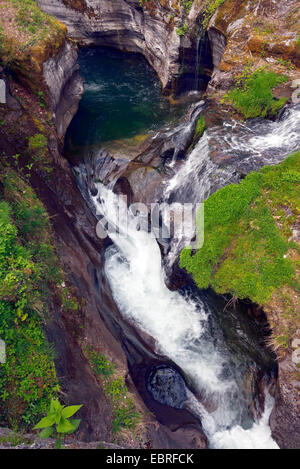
61 45 294 449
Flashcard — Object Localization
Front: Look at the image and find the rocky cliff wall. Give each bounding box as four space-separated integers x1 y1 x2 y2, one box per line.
38 0 181 90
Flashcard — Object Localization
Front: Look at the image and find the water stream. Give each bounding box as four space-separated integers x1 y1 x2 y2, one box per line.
66 47 300 449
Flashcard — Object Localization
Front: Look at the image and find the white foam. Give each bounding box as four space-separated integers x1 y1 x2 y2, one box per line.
92 185 278 449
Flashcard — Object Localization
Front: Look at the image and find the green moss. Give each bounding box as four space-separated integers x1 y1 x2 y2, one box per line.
0 0 66 88
176 24 188 36
188 115 206 151
224 67 288 119
180 152 300 305
194 115 206 140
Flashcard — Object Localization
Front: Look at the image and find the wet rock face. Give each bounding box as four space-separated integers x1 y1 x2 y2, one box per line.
147 365 188 409
270 353 300 449
176 32 213 96
203 0 300 97
38 0 181 90
43 40 84 138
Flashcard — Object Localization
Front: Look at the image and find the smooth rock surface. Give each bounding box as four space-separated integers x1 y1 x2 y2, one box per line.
43 40 84 138
38 0 181 89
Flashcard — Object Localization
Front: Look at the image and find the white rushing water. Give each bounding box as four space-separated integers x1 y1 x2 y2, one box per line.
165 103 300 205
91 185 278 449
77 104 300 450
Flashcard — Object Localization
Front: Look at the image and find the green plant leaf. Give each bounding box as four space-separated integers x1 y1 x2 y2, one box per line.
69 418 81 432
50 398 63 413
39 427 54 439
34 415 56 429
56 417 75 434
61 405 82 419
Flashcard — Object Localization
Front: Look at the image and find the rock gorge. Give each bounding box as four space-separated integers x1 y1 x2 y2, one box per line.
0 0 299 450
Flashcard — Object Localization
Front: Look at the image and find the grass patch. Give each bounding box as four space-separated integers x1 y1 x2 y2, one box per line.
0 0 65 50
28 133 48 159
0 431 32 447
0 0 66 89
105 378 140 434
180 151 300 308
85 345 115 378
85 347 140 434
223 66 288 119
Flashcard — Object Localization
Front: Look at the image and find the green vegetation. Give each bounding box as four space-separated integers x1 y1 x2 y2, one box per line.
85 347 140 434
0 0 64 48
180 152 300 308
0 430 32 447
27 133 52 173
14 0 52 36
188 115 206 151
105 378 140 433
0 0 66 86
28 133 48 158
176 0 193 36
176 23 189 36
276 58 295 71
0 169 78 429
37 91 46 109
297 35 300 48
194 114 206 141
224 66 288 119
202 0 226 29
0 195 59 428
85 345 115 377
34 398 82 448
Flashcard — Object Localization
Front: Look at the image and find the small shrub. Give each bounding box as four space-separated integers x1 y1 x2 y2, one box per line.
37 91 46 108
34 398 82 448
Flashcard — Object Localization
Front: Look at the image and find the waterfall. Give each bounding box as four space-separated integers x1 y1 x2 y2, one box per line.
73 104 300 450
162 104 300 268
165 103 300 205
194 29 205 91
89 183 278 449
